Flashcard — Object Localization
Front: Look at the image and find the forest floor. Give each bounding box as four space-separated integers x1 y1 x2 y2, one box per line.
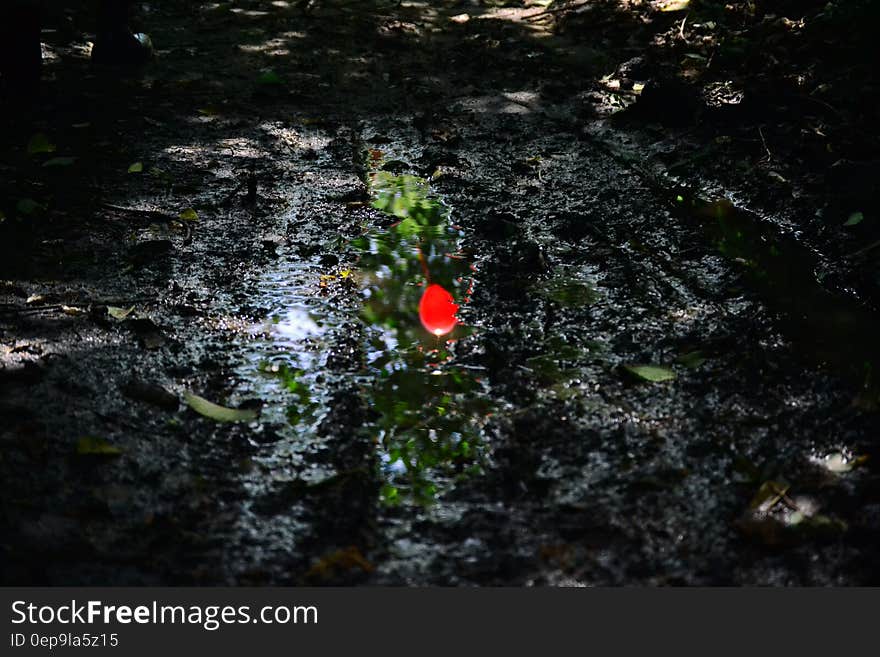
2 0 879 585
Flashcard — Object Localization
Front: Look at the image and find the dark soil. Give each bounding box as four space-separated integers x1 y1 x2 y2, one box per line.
1 0 879 585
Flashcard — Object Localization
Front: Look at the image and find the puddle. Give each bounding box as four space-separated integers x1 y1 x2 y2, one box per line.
352 168 492 503
222 169 494 504
272 306 322 345
224 218 349 462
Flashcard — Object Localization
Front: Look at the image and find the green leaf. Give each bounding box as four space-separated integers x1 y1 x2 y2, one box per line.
622 364 677 382
42 156 77 168
16 198 41 216
380 484 400 504
178 207 199 221
27 133 56 155
844 211 864 226
77 436 122 456
128 161 144 173
107 305 135 320
395 217 420 237
184 391 258 423
675 350 707 369
257 70 283 86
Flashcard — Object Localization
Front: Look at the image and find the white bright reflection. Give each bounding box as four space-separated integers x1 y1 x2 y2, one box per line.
274 307 321 342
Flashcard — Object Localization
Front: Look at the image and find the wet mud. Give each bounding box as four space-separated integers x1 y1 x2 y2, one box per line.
1 1 879 585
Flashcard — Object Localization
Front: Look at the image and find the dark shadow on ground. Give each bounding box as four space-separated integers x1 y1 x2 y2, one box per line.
2 1 880 585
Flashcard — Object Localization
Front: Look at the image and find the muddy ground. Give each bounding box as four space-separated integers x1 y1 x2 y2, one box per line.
2 1 879 585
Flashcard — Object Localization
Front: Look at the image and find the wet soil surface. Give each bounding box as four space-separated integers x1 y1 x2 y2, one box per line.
2 1 879 585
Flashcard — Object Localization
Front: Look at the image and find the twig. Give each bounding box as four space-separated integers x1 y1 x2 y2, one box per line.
705 48 716 70
767 482 800 512
101 202 176 222
802 93 842 118
0 296 157 318
758 126 772 161
0 304 64 317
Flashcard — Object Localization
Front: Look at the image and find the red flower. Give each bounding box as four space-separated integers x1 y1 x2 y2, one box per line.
419 284 459 336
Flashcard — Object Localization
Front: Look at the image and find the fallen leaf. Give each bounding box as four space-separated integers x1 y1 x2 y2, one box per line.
813 452 868 473
178 208 199 221
128 162 144 173
257 69 283 86
184 391 259 423
77 436 122 456
27 133 56 155
622 364 677 382
16 198 42 216
107 305 135 320
823 453 851 473
659 0 690 11
42 156 77 168
844 211 864 226
306 546 374 580
675 350 707 369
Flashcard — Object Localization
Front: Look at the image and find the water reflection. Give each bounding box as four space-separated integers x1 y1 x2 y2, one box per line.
238 256 331 437
352 169 490 504
273 306 322 343
419 283 459 336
